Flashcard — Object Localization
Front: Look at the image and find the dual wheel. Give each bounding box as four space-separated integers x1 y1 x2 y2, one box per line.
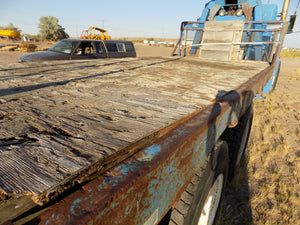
168 105 253 225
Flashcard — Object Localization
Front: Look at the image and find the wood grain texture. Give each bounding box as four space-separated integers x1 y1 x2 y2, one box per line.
0 57 268 205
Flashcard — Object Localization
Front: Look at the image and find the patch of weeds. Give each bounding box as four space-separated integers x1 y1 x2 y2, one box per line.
260 144 271 155
288 69 300 81
266 160 279 174
215 202 234 225
280 51 300 58
253 201 268 224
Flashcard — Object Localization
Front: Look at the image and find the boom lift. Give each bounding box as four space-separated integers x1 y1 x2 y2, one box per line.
80 27 111 40
0 30 21 39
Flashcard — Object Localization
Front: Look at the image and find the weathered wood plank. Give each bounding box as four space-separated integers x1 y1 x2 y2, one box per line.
0 57 268 209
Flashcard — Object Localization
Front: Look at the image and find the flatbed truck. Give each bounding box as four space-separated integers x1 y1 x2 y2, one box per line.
0 0 295 224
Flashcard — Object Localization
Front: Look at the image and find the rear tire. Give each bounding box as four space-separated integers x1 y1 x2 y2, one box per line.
169 140 229 225
220 104 253 181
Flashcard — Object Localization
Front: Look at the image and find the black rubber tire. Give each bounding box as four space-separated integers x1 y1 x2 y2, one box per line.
220 104 253 181
169 140 229 225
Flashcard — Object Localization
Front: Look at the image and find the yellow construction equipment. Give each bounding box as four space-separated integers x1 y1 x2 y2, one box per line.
0 30 21 39
80 27 111 40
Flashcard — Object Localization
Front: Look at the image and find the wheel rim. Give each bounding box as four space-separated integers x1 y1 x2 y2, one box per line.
197 174 224 225
235 119 250 167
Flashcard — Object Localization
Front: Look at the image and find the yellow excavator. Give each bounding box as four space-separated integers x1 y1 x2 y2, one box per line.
80 27 111 40
0 30 21 39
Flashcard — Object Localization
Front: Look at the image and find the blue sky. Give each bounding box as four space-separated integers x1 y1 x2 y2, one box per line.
1 0 299 47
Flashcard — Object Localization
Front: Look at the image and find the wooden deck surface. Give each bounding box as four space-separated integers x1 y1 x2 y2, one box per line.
0 57 268 205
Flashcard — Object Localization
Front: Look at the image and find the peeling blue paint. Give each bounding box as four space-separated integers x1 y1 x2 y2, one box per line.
144 145 161 160
115 164 138 175
70 198 82 216
45 213 59 224
95 202 117 222
176 128 185 136
98 176 118 190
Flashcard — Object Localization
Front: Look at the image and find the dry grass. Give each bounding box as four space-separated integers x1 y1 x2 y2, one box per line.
248 95 300 224
216 59 300 225
280 51 300 58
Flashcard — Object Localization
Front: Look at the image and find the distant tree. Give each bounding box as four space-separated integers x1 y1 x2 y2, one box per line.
0 23 22 33
38 16 69 41
23 34 42 42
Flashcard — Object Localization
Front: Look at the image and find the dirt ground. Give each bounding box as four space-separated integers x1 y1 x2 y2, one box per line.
0 51 23 64
0 45 299 224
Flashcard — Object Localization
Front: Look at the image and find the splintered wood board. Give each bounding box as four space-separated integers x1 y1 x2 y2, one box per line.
0 57 268 205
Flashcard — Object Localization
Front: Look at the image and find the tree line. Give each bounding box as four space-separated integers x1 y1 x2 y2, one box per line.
0 16 69 41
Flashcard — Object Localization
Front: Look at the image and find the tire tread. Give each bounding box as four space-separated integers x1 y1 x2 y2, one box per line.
168 141 229 225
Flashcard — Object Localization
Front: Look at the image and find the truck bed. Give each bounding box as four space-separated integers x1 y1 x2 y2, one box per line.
0 57 268 208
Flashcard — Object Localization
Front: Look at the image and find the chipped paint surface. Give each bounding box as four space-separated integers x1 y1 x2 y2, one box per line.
23 59 277 225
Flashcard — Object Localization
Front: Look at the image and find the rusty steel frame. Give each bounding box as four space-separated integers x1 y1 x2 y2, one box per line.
11 58 277 225
182 27 284 33
189 41 280 46
176 20 285 60
180 20 285 32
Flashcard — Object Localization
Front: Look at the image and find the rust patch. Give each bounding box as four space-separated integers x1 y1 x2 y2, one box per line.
241 3 254 21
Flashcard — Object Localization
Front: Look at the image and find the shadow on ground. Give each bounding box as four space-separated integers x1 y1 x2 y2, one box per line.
215 152 253 225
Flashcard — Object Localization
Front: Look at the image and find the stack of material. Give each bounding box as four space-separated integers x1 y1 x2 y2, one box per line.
18 43 37 52
0 46 18 51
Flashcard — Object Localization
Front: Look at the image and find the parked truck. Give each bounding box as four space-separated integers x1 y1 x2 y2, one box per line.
0 0 295 224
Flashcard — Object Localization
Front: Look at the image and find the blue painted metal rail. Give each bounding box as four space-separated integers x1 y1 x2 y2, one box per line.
175 20 285 62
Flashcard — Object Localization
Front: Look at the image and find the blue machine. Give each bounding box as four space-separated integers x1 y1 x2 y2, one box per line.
175 0 287 94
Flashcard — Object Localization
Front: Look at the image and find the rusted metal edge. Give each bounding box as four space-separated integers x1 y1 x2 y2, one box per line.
10 61 277 225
